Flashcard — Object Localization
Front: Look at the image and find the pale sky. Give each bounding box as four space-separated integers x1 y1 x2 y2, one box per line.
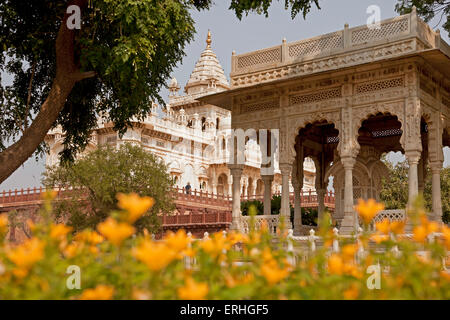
1 0 449 191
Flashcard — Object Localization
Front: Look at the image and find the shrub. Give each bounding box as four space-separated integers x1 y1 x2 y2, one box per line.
0 193 448 300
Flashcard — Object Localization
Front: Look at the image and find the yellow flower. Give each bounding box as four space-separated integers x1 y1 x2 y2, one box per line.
389 220 405 235
178 277 209 300
117 193 155 223
26 219 36 233
132 240 176 271
371 233 389 244
97 217 135 246
375 219 390 234
342 244 358 261
343 284 359 300
50 223 72 240
199 233 231 258
355 199 384 224
41 189 58 201
62 242 82 259
412 225 428 243
74 230 104 245
260 260 289 285
164 230 191 253
80 285 114 300
6 238 45 270
227 231 249 245
441 225 450 250
0 214 8 233
327 254 344 275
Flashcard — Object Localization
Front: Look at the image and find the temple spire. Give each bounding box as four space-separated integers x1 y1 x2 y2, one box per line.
206 30 212 48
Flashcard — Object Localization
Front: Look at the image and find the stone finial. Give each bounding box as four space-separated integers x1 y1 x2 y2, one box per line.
232 50 236 55
282 37 286 44
344 23 349 28
412 6 417 14
206 30 212 48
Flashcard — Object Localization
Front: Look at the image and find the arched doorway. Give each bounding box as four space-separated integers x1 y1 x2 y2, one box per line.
293 120 339 232
217 173 229 196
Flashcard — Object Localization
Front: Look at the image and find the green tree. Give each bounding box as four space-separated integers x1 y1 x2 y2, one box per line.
380 159 450 223
43 143 174 233
380 160 409 210
424 166 450 223
396 1 450 33
0 0 321 183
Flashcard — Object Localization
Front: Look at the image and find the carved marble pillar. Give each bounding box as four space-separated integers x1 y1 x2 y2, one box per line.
403 96 422 207
405 150 421 207
418 156 425 194
430 161 443 222
261 174 273 216
292 178 303 235
340 157 357 235
317 188 326 223
229 165 243 231
293 144 304 235
279 163 293 230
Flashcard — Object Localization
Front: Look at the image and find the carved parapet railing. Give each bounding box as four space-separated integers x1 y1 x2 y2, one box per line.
230 11 444 87
240 190 335 209
240 215 279 235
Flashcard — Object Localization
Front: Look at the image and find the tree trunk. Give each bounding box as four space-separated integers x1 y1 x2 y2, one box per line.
0 0 92 184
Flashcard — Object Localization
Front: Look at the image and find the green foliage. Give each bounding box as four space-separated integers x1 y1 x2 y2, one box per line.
380 160 409 210
241 200 264 216
424 166 450 223
381 159 450 223
0 0 322 165
301 208 318 226
229 0 320 19
42 143 174 232
0 0 200 160
395 1 450 33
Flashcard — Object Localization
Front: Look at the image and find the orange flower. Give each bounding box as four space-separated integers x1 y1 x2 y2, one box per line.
50 223 72 240
117 193 155 223
0 214 8 233
97 217 135 246
327 254 344 275
343 284 359 300
164 230 191 253
6 238 45 275
227 231 249 245
355 199 384 224
62 242 82 259
371 233 389 244
132 240 176 271
375 219 390 234
342 244 358 261
260 260 289 285
413 225 428 243
41 189 58 201
389 221 405 235
441 225 450 250
199 233 231 258
80 285 114 300
74 230 104 245
178 277 209 300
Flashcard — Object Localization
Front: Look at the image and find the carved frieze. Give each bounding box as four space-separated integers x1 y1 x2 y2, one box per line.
231 40 416 89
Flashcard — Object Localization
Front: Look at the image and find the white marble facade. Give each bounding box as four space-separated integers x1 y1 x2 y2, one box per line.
45 31 317 196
